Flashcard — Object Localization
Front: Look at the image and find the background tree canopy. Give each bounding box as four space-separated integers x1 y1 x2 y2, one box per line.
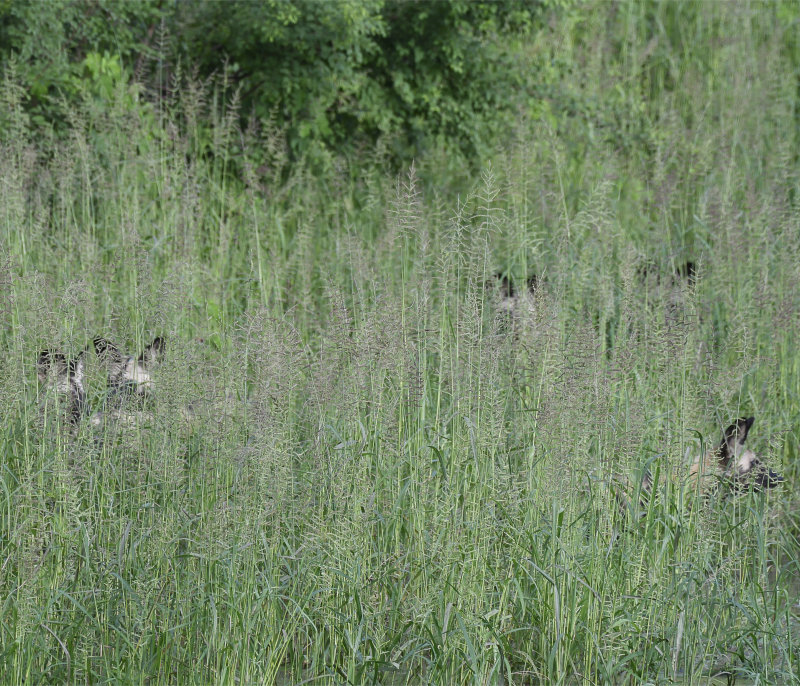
0 0 555 168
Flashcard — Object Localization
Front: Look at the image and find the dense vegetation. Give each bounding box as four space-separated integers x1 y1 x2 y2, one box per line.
0 0 548 166
1 1 799 684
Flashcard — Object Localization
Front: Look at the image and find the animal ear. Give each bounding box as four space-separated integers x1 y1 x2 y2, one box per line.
70 353 88 416
636 260 659 284
721 416 755 457
495 273 513 299
526 274 539 293
94 337 122 362
141 337 165 363
675 261 697 285
70 352 86 386
37 350 53 382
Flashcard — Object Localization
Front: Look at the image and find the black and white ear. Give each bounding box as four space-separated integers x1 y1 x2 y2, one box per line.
495 273 514 299
94 337 122 362
721 416 755 459
70 351 86 390
70 352 88 416
676 261 697 284
37 350 53 382
141 337 165 364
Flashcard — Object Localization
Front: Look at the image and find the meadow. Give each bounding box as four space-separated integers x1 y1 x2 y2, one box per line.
1 3 799 684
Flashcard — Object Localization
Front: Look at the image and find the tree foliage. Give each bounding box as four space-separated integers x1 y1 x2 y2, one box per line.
174 0 549 163
0 0 162 128
0 0 557 167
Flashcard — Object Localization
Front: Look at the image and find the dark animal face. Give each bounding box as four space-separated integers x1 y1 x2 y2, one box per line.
717 417 783 491
636 259 697 286
36 348 87 423
493 272 539 317
675 260 697 285
635 258 700 330
94 337 165 396
639 417 783 503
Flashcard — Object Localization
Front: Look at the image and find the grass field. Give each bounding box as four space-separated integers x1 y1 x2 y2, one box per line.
1 3 799 684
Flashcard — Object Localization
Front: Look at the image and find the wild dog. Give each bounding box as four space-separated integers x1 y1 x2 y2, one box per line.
675 260 697 285
616 417 783 522
93 336 164 397
36 347 88 426
91 337 165 427
683 416 782 493
636 260 696 288
632 258 707 372
492 272 540 329
636 259 699 326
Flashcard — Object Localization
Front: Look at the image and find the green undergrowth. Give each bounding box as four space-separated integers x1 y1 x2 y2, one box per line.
1 2 799 684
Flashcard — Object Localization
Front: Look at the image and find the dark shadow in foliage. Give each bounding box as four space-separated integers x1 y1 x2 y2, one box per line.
636 259 697 288
172 1 545 166
0 1 163 132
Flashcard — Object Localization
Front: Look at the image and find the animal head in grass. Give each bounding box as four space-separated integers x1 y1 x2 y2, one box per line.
675 260 697 286
642 417 783 497
93 336 165 397
619 417 783 522
634 258 700 329
697 416 783 491
636 259 698 288
493 272 540 318
36 348 87 424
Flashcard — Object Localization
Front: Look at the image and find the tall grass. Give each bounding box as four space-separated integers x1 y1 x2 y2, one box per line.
1 2 799 684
